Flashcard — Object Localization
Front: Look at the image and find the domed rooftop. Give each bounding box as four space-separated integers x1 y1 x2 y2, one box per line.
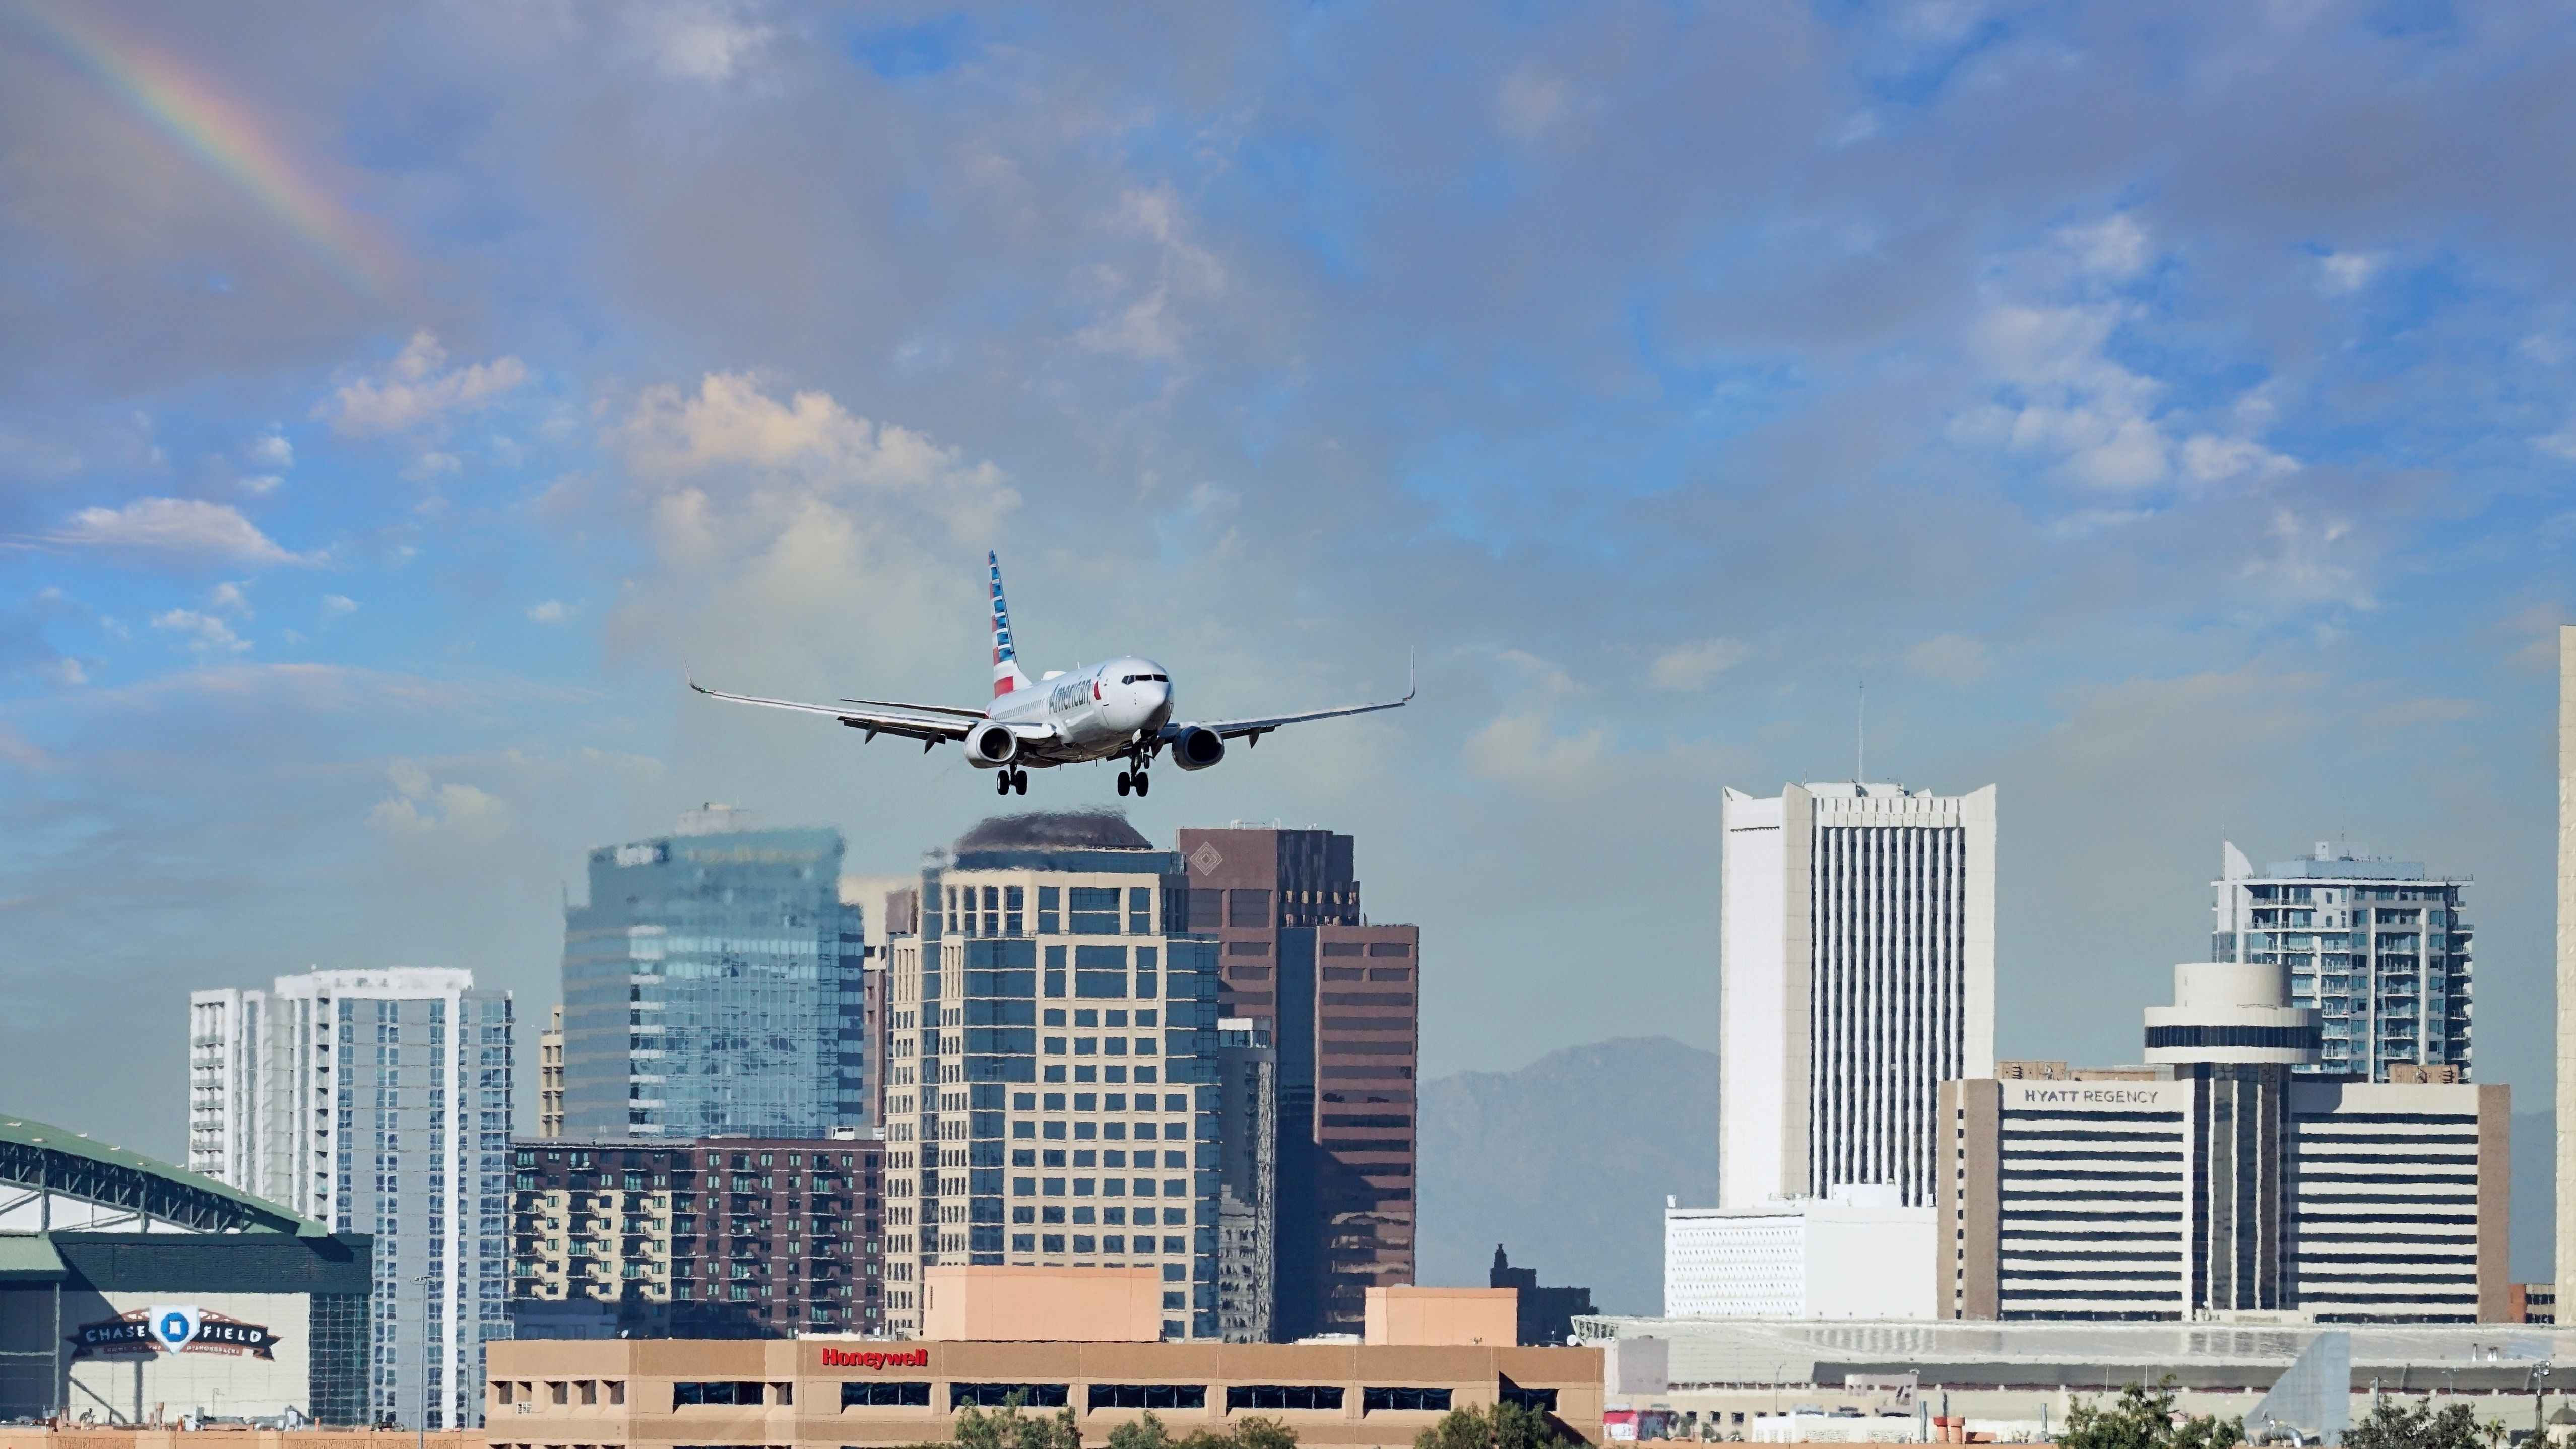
955 811 1153 854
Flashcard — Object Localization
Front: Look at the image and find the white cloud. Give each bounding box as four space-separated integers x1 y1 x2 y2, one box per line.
1903 632 1992 682
247 432 293 469
206 582 253 618
2055 213 2151 280
1649 638 1749 691
327 331 529 437
239 474 283 495
610 373 1016 561
2181 433 2300 485
404 451 462 481
321 595 359 618
152 608 249 654
2316 251 2382 294
367 758 511 837
2535 423 2576 462
55 498 301 562
632 0 772 81
527 599 569 623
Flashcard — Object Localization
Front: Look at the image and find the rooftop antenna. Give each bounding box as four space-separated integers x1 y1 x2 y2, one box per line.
1856 682 1865 783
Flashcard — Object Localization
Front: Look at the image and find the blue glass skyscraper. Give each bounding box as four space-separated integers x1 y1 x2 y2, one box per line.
560 806 866 1138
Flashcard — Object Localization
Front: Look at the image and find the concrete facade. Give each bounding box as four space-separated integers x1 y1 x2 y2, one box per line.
1361 1287 1516 1347
1663 1187 1935 1320
482 1338 1605 1449
920 1265 1162 1342
1718 783 1996 1212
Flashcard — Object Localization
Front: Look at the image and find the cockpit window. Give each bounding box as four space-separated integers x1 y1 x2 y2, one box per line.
1122 675 1135 684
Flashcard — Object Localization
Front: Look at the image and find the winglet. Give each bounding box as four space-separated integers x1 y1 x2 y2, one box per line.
1402 648 1416 703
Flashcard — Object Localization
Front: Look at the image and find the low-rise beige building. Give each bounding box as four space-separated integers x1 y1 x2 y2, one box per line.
484 1337 1604 1448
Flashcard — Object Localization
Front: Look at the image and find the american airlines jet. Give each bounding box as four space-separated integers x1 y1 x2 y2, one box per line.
691 552 1412 797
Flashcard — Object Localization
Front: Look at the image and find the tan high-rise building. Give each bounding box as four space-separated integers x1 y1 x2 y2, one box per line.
2557 626 2576 1313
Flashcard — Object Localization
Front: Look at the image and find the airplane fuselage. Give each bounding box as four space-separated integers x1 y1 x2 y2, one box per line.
986 656 1174 765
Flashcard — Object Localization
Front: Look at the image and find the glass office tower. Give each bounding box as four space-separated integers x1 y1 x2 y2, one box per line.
560 806 867 1139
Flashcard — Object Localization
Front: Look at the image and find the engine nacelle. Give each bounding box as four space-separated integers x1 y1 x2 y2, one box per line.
966 721 1019 768
1170 726 1226 772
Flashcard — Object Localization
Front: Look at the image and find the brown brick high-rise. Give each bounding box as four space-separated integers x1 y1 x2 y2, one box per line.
1173 827 1418 1339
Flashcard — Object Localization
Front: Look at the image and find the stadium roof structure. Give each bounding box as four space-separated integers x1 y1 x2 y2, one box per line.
0 1113 317 1236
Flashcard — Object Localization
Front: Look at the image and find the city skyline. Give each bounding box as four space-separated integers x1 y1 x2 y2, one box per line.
6 3 2574 1171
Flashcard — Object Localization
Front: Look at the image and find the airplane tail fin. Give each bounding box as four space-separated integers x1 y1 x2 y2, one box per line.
988 550 1034 699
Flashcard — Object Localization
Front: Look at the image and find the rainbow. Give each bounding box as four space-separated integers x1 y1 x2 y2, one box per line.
4 0 398 295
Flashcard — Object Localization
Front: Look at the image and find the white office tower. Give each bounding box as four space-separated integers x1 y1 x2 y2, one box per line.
189 970 513 1429
1718 782 1997 1210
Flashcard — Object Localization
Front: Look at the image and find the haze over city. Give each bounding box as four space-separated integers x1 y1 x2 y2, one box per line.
4 0 2572 1209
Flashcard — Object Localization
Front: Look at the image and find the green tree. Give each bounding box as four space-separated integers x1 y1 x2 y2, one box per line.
2343 1399 2488 1449
1414 1401 1567 1449
949 1396 1081 1449
1109 1411 1178 1449
2060 1380 2243 1449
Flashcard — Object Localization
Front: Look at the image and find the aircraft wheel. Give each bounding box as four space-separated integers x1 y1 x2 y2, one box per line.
995 772 1010 796
1134 771 1150 798
1013 770 1029 795
1116 771 1132 796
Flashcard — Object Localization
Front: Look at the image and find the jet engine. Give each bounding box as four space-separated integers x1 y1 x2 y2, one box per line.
1170 726 1226 771
966 721 1020 768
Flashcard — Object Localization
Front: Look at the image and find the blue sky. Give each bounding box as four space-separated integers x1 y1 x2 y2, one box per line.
4 0 2575 1221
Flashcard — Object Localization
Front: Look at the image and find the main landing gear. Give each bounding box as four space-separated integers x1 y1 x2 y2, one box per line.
1115 767 1151 798
993 768 1028 796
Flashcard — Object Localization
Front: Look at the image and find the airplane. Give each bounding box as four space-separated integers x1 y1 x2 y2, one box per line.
689 551 1413 797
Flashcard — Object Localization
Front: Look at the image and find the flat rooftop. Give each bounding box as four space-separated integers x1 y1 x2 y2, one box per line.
1574 1318 2561 1391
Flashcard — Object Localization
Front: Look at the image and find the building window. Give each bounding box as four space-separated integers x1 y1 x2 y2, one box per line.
1365 1389 1453 1413
952 1384 1069 1409
843 1382 933 1408
1501 1387 1559 1413
1090 1385 1207 1410
672 1381 765 1407
1228 1386 1344 1411
1070 888 1121 935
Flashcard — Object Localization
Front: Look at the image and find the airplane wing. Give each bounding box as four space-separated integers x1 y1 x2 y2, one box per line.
1156 658 1415 748
689 679 1015 748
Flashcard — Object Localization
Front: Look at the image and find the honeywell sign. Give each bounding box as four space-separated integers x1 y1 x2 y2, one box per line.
822 1347 930 1370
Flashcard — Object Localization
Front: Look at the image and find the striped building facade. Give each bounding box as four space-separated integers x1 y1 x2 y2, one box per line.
2288 1079 2508 1321
1938 1075 2190 1320
1721 783 1998 1212
1941 1075 2507 1322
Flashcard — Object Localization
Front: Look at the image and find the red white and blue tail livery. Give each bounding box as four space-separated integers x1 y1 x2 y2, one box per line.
989 551 1031 699
690 551 1412 797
